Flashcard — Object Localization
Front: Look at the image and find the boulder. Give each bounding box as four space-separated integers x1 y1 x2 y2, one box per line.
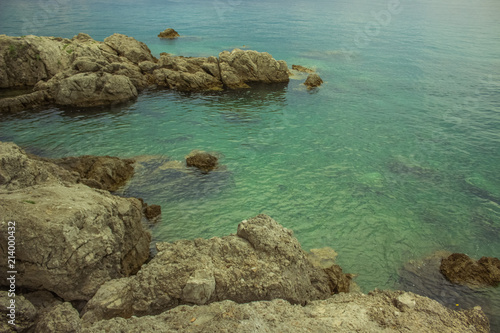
82 290 489 332
158 28 180 39
104 33 156 64
0 142 151 301
440 253 500 287
144 204 162 220
185 150 219 173
35 302 82 333
0 90 51 114
41 155 135 192
81 214 351 323
153 54 223 91
304 73 323 88
292 64 315 73
219 49 289 89
39 72 138 107
0 291 37 333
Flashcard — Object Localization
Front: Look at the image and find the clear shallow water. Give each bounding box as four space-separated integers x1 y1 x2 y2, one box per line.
1 0 499 327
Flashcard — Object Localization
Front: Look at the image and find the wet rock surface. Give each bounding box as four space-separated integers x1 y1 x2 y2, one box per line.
185 150 219 173
304 73 324 89
158 28 180 38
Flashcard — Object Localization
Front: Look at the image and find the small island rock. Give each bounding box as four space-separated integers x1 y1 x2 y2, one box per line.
292 64 315 73
304 73 324 89
186 150 219 173
158 28 180 39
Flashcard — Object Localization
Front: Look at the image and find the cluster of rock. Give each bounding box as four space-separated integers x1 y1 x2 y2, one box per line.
291 64 324 89
0 141 493 332
0 33 289 113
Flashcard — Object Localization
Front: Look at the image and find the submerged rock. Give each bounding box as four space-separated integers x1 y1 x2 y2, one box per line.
185 150 219 173
81 214 351 323
292 64 315 73
304 73 324 89
0 142 151 301
144 204 162 220
440 253 500 288
158 28 180 39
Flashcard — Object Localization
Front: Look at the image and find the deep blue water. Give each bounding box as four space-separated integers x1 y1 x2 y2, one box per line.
1 0 499 328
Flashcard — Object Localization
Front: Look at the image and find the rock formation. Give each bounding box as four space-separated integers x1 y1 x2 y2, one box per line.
440 253 500 287
158 28 180 39
185 150 219 173
82 290 489 332
304 73 324 89
0 33 291 113
35 154 135 192
0 292 37 333
81 214 351 323
0 142 151 301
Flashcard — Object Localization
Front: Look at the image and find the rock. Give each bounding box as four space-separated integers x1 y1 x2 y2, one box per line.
0 141 78 190
144 204 162 220
82 290 489 333
42 155 135 192
153 54 223 91
158 28 180 39
0 142 151 301
81 214 350 323
440 253 500 287
304 73 323 88
218 49 289 89
40 72 138 107
0 90 51 113
292 64 315 73
35 302 82 333
0 291 37 333
104 33 156 64
185 150 219 173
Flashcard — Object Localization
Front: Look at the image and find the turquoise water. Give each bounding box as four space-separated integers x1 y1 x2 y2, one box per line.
1 0 499 326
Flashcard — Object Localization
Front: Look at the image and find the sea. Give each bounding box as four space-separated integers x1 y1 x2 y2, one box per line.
0 0 499 328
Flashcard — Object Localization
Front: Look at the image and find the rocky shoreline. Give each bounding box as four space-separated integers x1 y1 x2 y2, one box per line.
0 142 493 332
0 33 290 113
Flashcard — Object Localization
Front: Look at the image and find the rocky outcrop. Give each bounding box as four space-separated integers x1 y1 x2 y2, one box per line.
0 33 290 113
37 154 135 192
185 150 219 173
0 142 151 301
304 73 324 89
81 214 351 323
219 48 289 88
440 253 500 288
158 28 180 39
82 290 489 332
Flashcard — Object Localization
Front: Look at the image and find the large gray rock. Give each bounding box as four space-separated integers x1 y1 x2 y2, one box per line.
82 290 489 333
81 214 351 323
219 49 289 88
0 142 151 301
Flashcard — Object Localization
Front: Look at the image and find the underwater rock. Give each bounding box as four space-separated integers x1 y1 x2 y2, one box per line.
292 64 315 73
81 214 351 323
440 253 500 288
304 73 323 89
158 28 180 39
308 247 338 269
185 150 219 173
